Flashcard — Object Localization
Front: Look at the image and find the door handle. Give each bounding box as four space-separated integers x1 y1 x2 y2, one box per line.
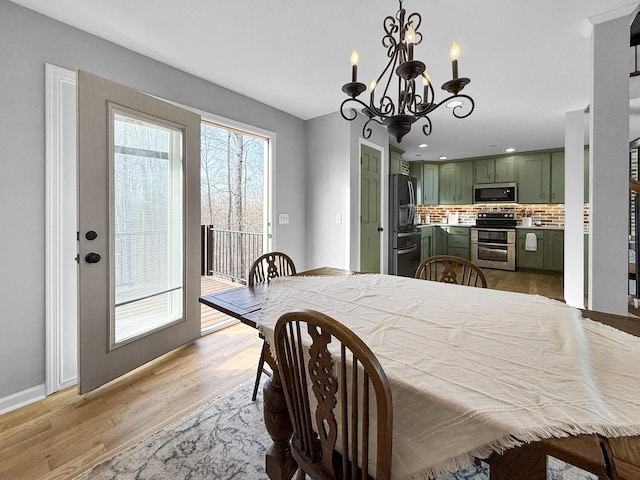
378 227 384 232
85 252 101 264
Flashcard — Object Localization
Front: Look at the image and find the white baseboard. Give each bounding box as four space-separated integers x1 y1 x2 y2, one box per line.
0 384 46 416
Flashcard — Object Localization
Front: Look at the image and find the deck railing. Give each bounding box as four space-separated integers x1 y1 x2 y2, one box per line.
201 225 264 283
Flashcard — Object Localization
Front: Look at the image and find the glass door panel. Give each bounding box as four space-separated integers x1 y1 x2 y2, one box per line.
112 111 184 346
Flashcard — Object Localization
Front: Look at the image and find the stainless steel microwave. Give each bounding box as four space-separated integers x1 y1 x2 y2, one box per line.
473 183 517 203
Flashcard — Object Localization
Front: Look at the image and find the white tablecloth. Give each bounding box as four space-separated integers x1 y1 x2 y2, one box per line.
257 274 640 479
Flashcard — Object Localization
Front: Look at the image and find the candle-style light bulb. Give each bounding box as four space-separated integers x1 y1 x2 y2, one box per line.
350 49 359 82
449 41 461 61
370 79 377 105
406 26 416 61
450 41 460 79
422 72 430 104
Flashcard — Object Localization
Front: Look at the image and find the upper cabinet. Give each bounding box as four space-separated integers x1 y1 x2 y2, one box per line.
550 152 564 204
515 151 564 204
389 145 404 175
409 161 439 205
516 153 551 203
407 148 582 206
474 157 515 184
439 161 473 205
495 156 516 183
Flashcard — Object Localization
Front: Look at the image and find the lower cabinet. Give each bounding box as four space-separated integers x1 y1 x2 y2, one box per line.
516 229 564 272
420 226 434 262
420 225 471 261
442 226 470 260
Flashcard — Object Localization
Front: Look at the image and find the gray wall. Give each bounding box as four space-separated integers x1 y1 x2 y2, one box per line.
305 113 351 268
305 112 388 271
0 0 307 399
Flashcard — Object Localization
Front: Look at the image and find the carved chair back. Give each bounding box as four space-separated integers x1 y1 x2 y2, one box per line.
274 310 393 480
415 255 488 288
248 251 297 287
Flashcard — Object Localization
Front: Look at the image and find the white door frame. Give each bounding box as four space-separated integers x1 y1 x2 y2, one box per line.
45 65 276 395
45 64 78 394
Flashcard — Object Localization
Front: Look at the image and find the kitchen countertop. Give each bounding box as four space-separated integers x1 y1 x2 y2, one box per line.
417 224 565 230
515 225 564 230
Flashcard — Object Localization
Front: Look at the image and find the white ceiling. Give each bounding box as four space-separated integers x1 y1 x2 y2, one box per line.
9 0 640 161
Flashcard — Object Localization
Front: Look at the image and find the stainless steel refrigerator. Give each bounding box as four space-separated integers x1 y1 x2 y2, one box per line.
389 174 421 277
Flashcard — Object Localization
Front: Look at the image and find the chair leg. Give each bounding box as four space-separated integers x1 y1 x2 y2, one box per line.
252 342 266 401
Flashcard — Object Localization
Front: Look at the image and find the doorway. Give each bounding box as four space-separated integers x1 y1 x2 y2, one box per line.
200 121 270 332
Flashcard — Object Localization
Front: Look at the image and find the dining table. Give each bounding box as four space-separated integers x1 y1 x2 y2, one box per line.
199 267 640 480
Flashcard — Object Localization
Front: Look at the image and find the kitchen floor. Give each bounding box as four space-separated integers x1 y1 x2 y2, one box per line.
483 268 564 301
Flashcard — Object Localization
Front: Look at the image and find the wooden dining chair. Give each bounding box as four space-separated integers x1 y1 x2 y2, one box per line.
415 255 488 288
248 251 297 401
274 309 393 480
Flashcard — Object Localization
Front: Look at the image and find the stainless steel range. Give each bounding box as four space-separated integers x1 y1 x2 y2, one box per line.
471 212 516 271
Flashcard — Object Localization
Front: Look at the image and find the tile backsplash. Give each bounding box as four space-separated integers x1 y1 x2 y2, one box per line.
416 203 590 230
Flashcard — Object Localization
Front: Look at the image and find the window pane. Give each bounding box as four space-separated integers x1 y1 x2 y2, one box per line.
112 111 183 345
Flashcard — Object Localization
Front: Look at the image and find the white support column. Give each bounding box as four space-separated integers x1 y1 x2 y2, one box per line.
564 109 585 309
588 13 630 314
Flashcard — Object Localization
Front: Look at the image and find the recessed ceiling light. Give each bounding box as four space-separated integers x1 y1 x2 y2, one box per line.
505 147 516 153
446 100 463 109
418 143 428 148
439 156 448 160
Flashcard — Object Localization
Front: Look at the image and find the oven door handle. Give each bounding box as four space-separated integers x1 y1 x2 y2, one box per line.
397 244 418 255
476 242 511 247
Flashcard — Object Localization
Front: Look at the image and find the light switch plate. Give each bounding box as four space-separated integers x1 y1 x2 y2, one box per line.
278 213 290 224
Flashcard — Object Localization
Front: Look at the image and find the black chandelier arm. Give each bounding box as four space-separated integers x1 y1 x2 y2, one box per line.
426 93 475 119
421 116 433 136
340 97 371 122
369 94 395 118
362 116 384 139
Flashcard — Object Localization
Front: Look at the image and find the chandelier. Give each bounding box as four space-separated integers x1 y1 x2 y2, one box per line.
340 0 475 143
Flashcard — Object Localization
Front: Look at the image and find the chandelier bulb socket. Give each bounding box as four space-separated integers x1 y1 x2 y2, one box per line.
441 77 470 95
396 60 426 81
342 82 367 98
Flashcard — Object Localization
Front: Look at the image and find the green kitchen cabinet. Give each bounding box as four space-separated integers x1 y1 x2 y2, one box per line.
409 161 422 204
475 158 495 184
584 147 589 203
495 156 516 183
475 157 515 184
517 229 545 269
420 226 434 262
439 161 473 205
390 145 404 174
550 152 564 204
439 163 456 204
516 153 551 203
517 228 564 272
543 229 564 271
409 162 439 205
433 226 447 256
442 226 470 260
421 163 439 205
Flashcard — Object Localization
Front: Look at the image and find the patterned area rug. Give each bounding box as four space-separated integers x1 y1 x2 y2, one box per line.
75 380 597 480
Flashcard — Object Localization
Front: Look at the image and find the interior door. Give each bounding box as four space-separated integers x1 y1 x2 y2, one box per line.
77 70 201 393
360 144 381 273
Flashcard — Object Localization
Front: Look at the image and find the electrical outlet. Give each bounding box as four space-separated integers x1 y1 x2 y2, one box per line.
278 213 290 224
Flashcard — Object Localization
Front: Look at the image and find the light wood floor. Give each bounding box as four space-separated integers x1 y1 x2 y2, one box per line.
0 268 565 480
0 323 262 480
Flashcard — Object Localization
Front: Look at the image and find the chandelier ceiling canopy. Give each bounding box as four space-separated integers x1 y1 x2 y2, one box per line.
340 0 475 144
